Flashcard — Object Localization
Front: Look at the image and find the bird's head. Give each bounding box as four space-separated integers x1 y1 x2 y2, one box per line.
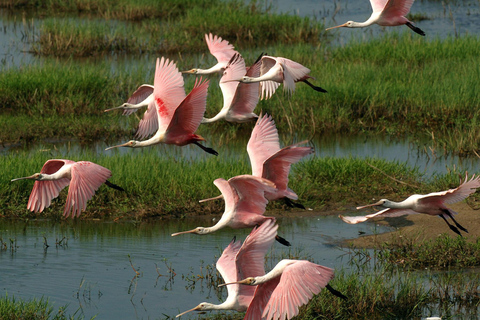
11 172 43 182
171 227 207 237
105 140 137 150
326 21 354 30
176 302 215 317
356 199 387 210
218 277 257 287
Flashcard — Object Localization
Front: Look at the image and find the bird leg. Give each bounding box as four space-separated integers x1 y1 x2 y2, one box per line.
193 141 219 156
284 197 306 210
105 180 125 191
443 210 468 233
406 22 426 36
439 214 462 236
325 284 348 301
275 235 291 247
301 80 328 93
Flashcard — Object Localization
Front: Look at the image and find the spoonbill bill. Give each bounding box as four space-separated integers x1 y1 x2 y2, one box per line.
326 0 426 36
340 174 480 236
235 55 327 100
182 33 239 75
201 53 260 124
104 84 158 140
176 219 278 318
105 57 218 156
11 159 124 218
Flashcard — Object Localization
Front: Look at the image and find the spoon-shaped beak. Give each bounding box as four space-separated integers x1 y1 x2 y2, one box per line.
198 195 223 203
11 174 37 182
356 200 383 210
325 23 348 31
176 305 202 318
181 69 196 74
218 279 250 287
171 229 198 237
104 105 124 112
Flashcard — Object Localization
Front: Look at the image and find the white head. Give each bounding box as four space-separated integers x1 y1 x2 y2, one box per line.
356 199 388 210
105 140 137 150
326 21 356 30
176 302 217 317
11 172 43 182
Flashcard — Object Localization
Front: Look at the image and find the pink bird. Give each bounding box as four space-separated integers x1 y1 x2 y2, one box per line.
202 53 260 124
104 84 158 140
236 55 327 100
175 219 278 318
340 174 480 236
326 0 425 36
182 33 239 75
11 159 123 218
105 57 218 155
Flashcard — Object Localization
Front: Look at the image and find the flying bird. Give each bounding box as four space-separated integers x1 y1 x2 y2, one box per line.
220 257 339 320
176 219 278 318
326 0 426 36
105 57 218 156
182 33 239 75
235 55 327 100
11 159 124 218
104 84 158 140
339 174 480 236
201 53 260 124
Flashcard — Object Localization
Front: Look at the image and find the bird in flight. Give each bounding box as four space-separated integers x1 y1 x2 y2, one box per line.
340 173 480 236
105 57 218 156
11 159 123 218
326 0 426 36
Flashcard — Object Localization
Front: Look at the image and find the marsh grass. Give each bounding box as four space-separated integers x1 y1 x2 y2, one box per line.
0 294 84 319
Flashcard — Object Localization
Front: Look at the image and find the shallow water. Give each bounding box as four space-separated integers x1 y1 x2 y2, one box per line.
0 216 388 319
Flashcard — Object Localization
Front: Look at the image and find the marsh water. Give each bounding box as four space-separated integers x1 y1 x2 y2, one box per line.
1 0 480 319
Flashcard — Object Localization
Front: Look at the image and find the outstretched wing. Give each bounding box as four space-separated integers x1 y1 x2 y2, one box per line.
135 100 158 139
280 57 311 94
381 0 415 18
64 161 111 218
229 175 276 216
420 174 480 205
259 56 281 100
339 207 419 224
123 84 154 116
205 33 237 65
370 0 389 13
229 54 261 116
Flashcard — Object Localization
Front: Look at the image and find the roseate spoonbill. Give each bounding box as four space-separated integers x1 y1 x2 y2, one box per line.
235 55 327 100
104 84 158 140
176 219 278 318
220 259 340 320
105 57 218 156
182 33 239 75
339 174 480 236
11 159 124 218
171 175 290 245
326 0 426 36
201 53 260 124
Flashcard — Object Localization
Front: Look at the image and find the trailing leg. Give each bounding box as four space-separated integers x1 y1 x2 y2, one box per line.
406 22 425 36
193 141 218 156
302 79 328 93
439 214 462 236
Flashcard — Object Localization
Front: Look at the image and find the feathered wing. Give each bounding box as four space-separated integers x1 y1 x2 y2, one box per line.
339 207 419 224
123 84 154 116
259 56 281 100
247 114 281 177
244 277 281 320
370 0 389 13
27 160 73 213
217 238 244 303
166 78 209 138
214 178 238 214
381 0 415 18
153 57 187 133
64 161 111 218
262 261 335 320
218 53 245 115
419 174 480 205
205 33 237 66
280 57 311 95
228 175 276 216
135 100 158 139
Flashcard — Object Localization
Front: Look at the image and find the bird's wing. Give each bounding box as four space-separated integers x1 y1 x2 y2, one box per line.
228 55 260 116
165 78 209 137
152 57 186 133
229 175 276 215
262 142 313 192
280 57 311 94
244 277 281 320
339 207 418 224
259 56 281 100
218 53 245 114
123 84 154 116
262 261 335 320
205 33 237 65
213 178 238 214
27 159 73 213
236 220 277 280
134 100 159 139
217 237 244 300
370 0 389 13
381 0 415 18
418 174 480 205
247 114 281 177
64 161 112 218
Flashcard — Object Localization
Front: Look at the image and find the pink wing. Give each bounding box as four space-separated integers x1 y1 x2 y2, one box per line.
419 174 480 205
339 207 418 224
219 53 245 113
123 84 154 116
27 159 74 213
213 178 238 214
244 276 281 320
205 33 237 65
228 54 261 116
228 175 276 216
64 161 111 218
259 56 281 100
381 0 415 17
263 142 313 197
247 114 281 177
370 0 389 13
217 238 245 302
135 100 158 139
262 261 335 320
279 57 311 94
153 57 187 133
166 77 209 138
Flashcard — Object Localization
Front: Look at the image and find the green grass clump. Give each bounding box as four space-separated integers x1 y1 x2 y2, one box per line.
0 294 84 319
